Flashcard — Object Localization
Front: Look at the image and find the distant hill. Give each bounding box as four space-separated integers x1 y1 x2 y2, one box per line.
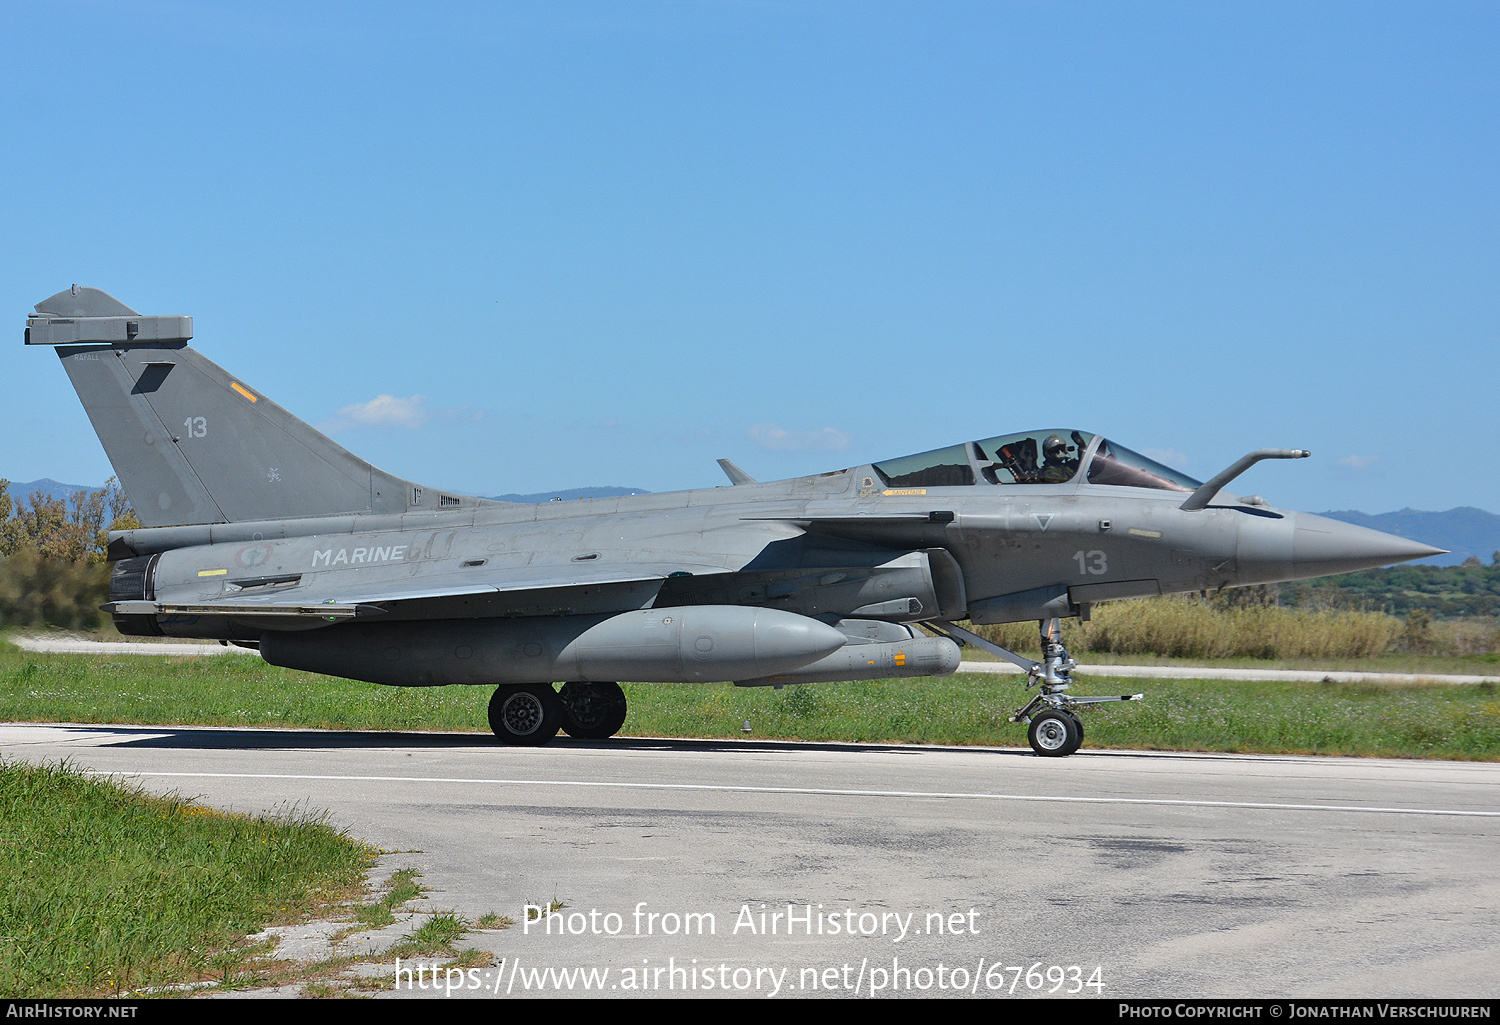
1318 508 1500 567
5 478 99 506
481 486 651 503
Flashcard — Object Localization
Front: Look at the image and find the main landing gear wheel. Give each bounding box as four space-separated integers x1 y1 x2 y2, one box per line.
489 684 562 746
557 681 628 740
1028 710 1082 758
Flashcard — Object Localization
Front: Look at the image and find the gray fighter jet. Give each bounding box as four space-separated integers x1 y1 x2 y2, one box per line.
26 287 1444 755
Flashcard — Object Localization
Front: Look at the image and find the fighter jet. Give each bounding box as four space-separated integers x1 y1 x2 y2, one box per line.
26 287 1444 755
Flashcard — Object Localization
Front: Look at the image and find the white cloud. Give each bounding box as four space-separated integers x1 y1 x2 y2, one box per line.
318 394 430 433
748 423 853 453
1338 455 1377 470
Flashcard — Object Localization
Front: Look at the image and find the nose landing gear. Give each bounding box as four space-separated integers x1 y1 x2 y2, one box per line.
929 618 1142 757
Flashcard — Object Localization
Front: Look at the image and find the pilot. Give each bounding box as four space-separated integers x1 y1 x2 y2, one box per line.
1039 435 1080 483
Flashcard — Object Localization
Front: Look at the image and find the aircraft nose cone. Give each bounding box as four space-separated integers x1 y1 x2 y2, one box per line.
1290 513 1447 578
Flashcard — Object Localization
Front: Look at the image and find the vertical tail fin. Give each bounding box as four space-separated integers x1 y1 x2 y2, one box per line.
29 286 456 528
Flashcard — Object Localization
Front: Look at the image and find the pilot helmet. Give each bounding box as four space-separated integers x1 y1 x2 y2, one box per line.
1043 434 1070 460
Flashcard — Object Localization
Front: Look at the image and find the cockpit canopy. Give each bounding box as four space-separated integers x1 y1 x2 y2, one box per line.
871 431 1202 492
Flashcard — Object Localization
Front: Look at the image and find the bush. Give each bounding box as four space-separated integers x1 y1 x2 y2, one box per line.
0 550 111 630
0 477 134 630
972 595 1403 661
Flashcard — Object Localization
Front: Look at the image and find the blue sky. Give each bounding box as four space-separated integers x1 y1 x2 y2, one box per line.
2 1 1495 513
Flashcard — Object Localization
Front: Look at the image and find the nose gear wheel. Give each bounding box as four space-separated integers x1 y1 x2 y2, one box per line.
1028 710 1082 757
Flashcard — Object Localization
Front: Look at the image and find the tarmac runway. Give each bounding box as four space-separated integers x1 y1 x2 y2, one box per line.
3 722 1497 999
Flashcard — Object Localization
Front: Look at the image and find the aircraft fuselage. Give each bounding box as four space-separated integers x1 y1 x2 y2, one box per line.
107 463 1429 688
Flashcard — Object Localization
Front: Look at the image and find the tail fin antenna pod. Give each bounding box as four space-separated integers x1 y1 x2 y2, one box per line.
29 286 440 529
27 285 192 346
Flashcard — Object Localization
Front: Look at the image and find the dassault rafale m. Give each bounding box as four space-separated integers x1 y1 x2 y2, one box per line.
26 287 1443 755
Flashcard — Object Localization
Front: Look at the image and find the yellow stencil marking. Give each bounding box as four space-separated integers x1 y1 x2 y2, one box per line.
882 488 927 496
197 569 228 577
230 382 258 402
1128 528 1163 538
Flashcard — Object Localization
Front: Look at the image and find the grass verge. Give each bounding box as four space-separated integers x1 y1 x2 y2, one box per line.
623 674 1500 760
0 759 374 997
0 640 1495 759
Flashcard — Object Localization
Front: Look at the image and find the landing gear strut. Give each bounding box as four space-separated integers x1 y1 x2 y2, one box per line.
1009 617 1092 757
929 618 1142 758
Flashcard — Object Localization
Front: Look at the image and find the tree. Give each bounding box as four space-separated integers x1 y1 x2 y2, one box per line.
0 478 136 628
0 478 136 562
0 480 22 555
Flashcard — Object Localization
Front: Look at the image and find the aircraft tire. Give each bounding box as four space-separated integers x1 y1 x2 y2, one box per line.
1028 710 1082 757
557 681 628 740
489 684 562 746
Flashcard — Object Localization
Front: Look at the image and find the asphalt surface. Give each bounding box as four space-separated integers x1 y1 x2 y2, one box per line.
3 722 1496 999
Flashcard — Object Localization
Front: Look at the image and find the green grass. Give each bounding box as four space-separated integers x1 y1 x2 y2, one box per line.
622 673 1500 760
385 913 468 958
0 640 1494 760
350 867 425 927
0 760 373 997
1077 677 1500 760
0 642 489 731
